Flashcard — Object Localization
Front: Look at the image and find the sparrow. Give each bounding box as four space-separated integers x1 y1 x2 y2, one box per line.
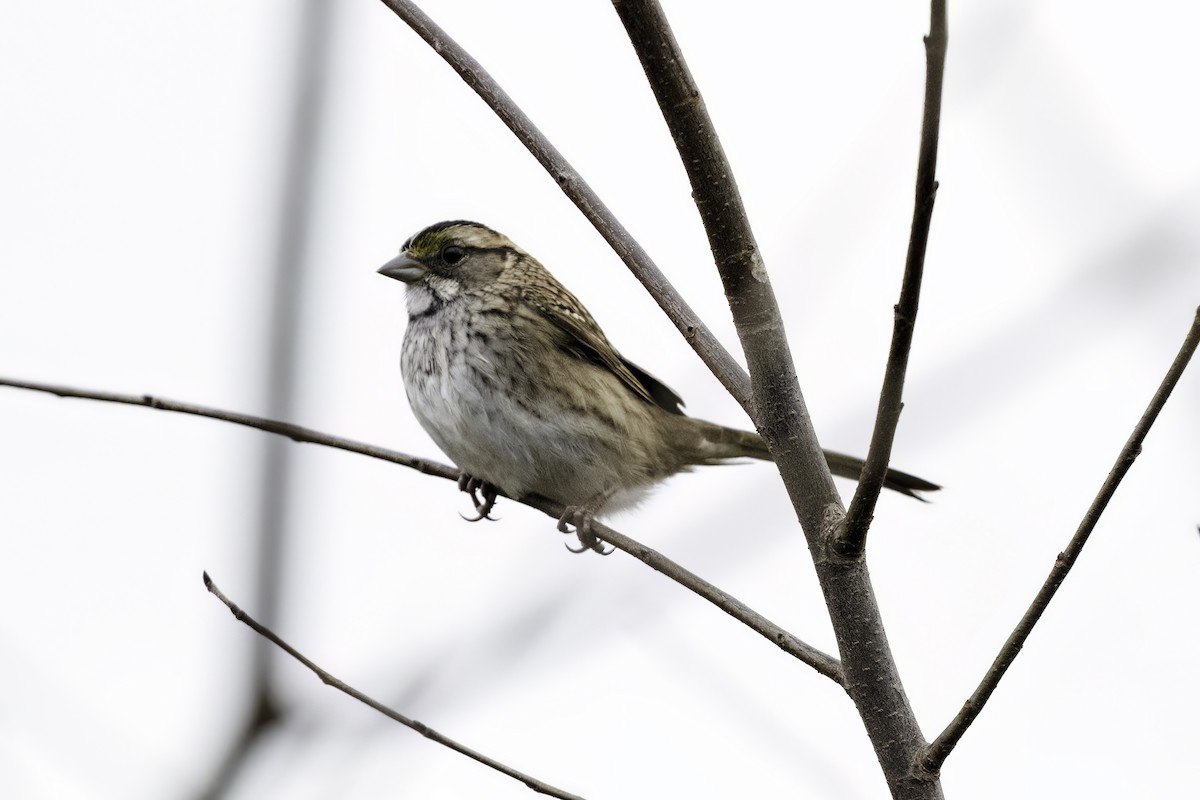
380 220 937 551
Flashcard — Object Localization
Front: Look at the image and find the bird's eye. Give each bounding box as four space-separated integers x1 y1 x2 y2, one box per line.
441 245 466 266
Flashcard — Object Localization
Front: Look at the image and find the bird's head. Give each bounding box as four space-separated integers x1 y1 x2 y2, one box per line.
378 220 528 304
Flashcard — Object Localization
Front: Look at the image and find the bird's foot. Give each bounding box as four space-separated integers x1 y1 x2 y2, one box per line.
457 473 499 521
557 494 614 555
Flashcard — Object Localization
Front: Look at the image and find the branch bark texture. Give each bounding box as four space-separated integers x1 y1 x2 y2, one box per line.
610 2 942 797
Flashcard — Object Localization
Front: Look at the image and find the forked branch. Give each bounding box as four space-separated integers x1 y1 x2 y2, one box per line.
611 3 944 797
921 306 1200 772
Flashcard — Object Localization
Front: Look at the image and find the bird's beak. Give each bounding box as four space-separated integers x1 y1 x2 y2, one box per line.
377 253 427 283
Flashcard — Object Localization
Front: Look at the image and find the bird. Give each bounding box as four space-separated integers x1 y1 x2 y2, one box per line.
379 220 938 552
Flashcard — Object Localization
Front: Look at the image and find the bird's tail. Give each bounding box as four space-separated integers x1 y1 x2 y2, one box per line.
692 420 940 499
822 450 941 500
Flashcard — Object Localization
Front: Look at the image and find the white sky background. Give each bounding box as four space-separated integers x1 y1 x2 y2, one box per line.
2 1 1199 798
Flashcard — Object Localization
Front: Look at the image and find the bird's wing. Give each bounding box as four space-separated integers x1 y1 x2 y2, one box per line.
525 286 686 416
617 358 685 415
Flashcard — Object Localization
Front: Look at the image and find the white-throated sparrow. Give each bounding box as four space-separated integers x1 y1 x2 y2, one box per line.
380 221 937 551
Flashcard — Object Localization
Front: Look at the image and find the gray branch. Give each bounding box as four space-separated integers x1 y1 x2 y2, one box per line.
609 2 944 797
921 306 1200 772
0 376 841 683
203 572 586 800
839 0 948 558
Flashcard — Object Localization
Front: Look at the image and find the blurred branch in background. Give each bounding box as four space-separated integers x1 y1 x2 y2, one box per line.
195 0 338 797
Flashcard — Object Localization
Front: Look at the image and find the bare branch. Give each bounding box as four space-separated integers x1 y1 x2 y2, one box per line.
611 3 945 796
375 0 751 406
0 376 458 478
0 375 840 682
607 0 855 545
522 496 844 684
608 0 824 460
202 572 585 800
921 306 1200 773
838 0 948 558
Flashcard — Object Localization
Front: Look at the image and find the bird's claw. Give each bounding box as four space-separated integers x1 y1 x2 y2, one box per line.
454 474 612 555
457 473 498 521
557 506 613 555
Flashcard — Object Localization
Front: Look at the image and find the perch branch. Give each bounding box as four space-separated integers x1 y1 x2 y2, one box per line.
0 376 457 478
0 376 840 683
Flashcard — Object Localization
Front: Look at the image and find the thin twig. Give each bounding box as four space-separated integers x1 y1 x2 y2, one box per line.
838 0 947 558
522 496 844 684
202 572 585 800
0 377 460 478
376 0 751 407
921 306 1200 773
0 376 840 682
